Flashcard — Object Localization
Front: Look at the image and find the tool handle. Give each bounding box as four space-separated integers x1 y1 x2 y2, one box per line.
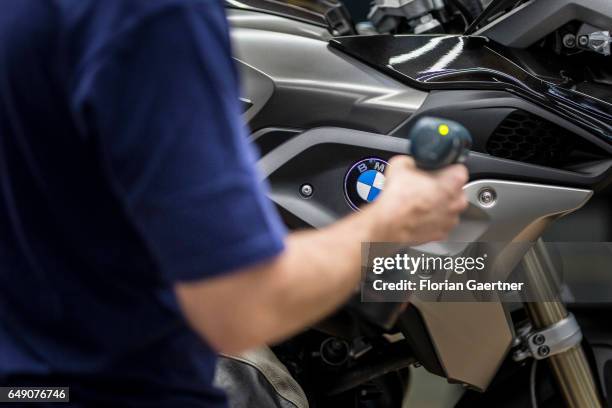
408 116 472 170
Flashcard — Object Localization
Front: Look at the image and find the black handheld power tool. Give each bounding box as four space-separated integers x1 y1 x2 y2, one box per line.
408 116 472 169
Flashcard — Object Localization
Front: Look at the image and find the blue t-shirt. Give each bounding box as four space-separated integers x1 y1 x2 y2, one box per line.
0 0 286 406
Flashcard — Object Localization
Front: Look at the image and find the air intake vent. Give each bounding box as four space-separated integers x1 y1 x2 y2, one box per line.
486 110 576 167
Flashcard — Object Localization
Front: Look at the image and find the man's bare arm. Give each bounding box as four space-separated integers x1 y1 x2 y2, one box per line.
175 208 376 353
175 157 468 353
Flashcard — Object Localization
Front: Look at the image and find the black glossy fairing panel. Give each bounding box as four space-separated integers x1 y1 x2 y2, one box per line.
390 90 612 190
330 35 612 145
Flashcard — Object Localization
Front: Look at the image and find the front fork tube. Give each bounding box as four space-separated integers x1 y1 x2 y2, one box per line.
522 240 601 408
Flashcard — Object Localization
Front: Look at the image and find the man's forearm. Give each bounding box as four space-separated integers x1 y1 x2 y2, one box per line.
259 207 383 345
175 208 381 353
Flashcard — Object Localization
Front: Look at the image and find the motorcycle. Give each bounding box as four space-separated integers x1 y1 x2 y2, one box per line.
215 0 612 406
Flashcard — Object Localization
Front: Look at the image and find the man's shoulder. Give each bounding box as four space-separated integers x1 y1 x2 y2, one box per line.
58 0 228 73
0 0 226 38
59 0 226 27
63 0 225 16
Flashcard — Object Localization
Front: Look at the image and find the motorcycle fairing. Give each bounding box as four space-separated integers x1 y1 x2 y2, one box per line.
330 35 612 144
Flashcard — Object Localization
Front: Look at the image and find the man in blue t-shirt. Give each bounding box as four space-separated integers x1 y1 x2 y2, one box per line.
0 0 467 406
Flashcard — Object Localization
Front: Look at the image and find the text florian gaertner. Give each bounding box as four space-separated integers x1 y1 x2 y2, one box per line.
369 253 525 292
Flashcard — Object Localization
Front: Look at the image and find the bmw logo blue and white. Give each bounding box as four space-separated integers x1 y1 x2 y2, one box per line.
344 158 388 210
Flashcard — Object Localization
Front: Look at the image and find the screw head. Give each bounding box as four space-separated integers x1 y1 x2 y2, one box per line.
538 345 550 357
300 184 313 198
562 34 576 48
532 334 546 346
578 35 589 47
478 188 496 207
320 337 349 366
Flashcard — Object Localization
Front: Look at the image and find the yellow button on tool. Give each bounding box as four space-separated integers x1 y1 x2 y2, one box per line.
438 124 449 136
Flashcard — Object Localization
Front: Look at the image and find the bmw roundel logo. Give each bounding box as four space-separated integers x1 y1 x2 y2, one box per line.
344 158 388 210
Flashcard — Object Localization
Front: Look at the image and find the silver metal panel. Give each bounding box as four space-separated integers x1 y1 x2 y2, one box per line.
475 0 612 48
228 10 427 133
410 300 513 391
414 180 591 391
226 9 331 41
259 127 408 179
